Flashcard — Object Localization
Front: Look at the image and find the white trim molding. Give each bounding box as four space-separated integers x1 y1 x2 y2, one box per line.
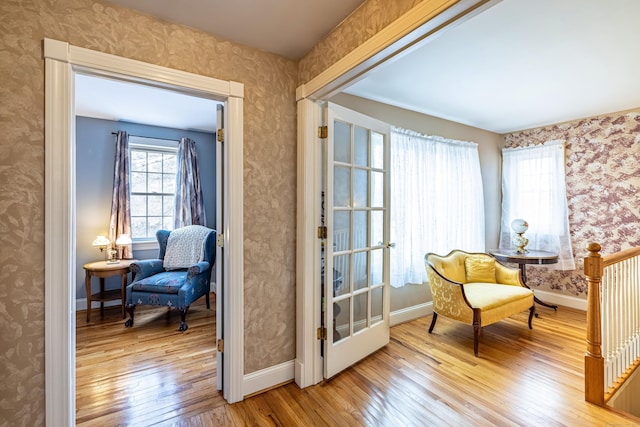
295 99 323 388
243 360 295 398
534 290 587 312
44 38 245 426
45 43 76 427
390 302 433 326
223 89 245 404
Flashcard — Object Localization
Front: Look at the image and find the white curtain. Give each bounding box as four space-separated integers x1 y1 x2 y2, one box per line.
390 127 485 287
500 140 575 270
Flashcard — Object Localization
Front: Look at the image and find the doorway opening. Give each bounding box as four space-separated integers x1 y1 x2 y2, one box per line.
74 73 223 424
44 38 245 426
294 0 493 388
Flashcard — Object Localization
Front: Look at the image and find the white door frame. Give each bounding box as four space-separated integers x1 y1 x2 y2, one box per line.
44 38 245 427
294 0 498 387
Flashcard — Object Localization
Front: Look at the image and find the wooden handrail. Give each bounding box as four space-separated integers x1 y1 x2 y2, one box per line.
601 245 640 268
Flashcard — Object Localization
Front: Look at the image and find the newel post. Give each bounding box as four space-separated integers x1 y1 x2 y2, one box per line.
584 242 604 405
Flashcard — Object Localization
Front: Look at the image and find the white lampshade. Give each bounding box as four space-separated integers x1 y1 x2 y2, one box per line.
92 235 111 248
115 234 132 246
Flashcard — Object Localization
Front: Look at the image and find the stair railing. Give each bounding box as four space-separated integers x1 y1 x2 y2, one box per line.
584 242 640 405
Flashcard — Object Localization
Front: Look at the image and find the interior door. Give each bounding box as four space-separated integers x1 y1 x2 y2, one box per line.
323 102 391 378
215 103 224 390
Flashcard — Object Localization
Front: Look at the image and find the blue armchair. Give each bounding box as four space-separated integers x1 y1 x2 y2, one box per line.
125 226 216 331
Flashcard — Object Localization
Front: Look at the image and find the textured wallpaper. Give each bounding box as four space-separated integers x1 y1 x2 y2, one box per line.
299 0 422 83
0 0 297 424
504 111 640 297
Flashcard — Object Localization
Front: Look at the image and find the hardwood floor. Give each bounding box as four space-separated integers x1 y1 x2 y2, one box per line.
77 303 640 426
76 297 224 426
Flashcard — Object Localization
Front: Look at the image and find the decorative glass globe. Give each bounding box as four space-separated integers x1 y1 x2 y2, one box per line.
513 234 528 247
511 219 529 253
511 219 529 234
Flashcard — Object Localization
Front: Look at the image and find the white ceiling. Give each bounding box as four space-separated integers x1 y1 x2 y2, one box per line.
75 74 221 132
345 0 640 133
77 0 640 134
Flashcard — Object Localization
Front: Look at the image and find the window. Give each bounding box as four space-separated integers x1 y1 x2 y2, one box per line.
500 140 575 269
390 127 485 287
129 137 178 240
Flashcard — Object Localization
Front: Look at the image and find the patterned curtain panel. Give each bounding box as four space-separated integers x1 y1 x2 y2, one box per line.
109 131 133 259
174 137 206 228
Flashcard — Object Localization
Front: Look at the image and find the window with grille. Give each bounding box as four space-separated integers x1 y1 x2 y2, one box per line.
129 137 178 240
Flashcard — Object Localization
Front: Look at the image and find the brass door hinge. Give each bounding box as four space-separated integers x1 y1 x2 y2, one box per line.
317 327 327 340
217 129 224 142
217 338 224 352
318 126 328 139
317 226 327 239
217 234 224 247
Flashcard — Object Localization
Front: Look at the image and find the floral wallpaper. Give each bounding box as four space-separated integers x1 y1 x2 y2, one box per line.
1 0 298 424
504 111 640 297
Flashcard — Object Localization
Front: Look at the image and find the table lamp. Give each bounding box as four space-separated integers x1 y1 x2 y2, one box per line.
116 234 133 260
92 235 111 260
511 218 529 254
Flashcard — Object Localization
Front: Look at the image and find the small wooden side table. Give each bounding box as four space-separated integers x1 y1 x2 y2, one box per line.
84 259 136 322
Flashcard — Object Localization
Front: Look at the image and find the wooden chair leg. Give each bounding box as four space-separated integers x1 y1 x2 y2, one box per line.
473 309 481 357
473 323 481 357
428 312 438 333
124 304 135 327
178 306 190 331
528 305 535 329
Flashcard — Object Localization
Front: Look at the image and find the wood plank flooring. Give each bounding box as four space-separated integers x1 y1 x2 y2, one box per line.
76 297 224 426
76 303 640 426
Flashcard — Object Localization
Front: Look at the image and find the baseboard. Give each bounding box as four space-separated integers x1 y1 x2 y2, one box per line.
390 302 433 326
243 360 295 398
534 290 587 311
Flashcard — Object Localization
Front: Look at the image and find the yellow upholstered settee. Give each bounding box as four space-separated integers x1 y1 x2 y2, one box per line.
424 250 535 356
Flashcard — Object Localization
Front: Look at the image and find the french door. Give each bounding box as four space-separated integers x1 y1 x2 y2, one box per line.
322 102 391 378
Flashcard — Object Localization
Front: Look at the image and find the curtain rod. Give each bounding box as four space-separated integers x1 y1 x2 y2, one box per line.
111 132 179 142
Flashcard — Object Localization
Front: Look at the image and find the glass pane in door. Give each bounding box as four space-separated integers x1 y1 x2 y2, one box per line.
334 121 351 163
371 286 383 324
334 166 351 207
353 211 367 249
353 169 368 208
354 126 369 167
353 251 368 291
353 292 368 334
334 298 350 343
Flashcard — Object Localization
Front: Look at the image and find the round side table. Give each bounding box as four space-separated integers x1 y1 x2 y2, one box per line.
83 259 136 322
